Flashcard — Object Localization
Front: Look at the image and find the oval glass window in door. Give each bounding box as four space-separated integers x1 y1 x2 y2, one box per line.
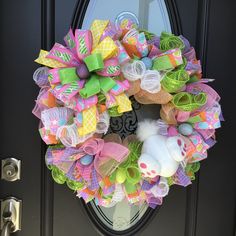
73 0 174 234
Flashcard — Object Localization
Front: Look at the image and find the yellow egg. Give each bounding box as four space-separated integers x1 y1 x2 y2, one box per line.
116 168 126 184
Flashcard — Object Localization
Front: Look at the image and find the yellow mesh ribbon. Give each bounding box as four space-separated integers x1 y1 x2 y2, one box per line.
90 20 109 48
92 37 118 60
115 93 132 113
78 106 97 136
35 50 67 68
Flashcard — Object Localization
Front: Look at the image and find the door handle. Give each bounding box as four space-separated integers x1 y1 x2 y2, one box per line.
0 198 22 236
1 221 13 236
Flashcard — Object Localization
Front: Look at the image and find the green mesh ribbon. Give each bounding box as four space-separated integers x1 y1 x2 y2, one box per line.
167 177 174 186
108 106 123 117
79 74 116 98
97 92 106 104
172 92 207 111
177 57 187 70
50 165 84 191
159 32 185 51
83 53 104 72
188 75 200 83
185 162 200 180
59 67 80 85
124 180 138 194
139 29 156 40
51 166 67 184
125 165 141 184
115 141 142 186
66 179 84 191
120 141 143 169
161 69 190 93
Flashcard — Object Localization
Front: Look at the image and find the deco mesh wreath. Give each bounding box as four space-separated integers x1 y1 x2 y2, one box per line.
33 12 223 208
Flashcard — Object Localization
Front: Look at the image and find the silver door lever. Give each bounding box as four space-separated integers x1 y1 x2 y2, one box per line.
0 198 22 236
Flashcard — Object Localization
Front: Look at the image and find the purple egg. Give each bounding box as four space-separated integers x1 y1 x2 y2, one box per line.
76 64 90 79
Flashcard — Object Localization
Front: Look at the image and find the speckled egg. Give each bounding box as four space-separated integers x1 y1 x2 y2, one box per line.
80 154 94 166
76 63 90 80
141 57 153 70
178 123 193 136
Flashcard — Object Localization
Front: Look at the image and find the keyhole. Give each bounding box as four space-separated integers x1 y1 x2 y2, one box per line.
7 170 13 176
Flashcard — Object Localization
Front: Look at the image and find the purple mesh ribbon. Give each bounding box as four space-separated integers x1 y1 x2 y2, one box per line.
219 112 225 121
147 36 160 47
66 162 78 181
102 185 115 196
89 168 100 191
204 138 217 148
141 180 155 191
180 35 191 53
174 167 191 187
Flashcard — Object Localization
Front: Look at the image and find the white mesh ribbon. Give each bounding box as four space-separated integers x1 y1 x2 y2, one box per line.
122 28 139 43
140 70 162 94
41 107 74 134
56 122 94 147
33 66 49 87
102 184 125 208
122 60 162 94
96 111 110 134
150 177 169 198
121 60 146 81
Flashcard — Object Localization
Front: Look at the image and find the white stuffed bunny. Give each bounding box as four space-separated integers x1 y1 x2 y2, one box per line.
137 120 187 178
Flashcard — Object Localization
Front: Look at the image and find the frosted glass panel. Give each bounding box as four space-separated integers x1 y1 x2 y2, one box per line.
82 0 171 35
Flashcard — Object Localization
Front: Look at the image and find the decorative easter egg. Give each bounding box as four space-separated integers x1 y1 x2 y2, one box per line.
141 57 153 70
116 168 126 184
178 123 193 136
168 126 178 136
76 63 90 80
80 154 94 166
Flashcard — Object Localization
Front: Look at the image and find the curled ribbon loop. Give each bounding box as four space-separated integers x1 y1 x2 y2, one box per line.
152 48 183 71
33 67 50 87
172 92 207 111
41 107 74 134
125 165 141 184
140 70 162 94
96 111 110 134
121 60 146 81
159 32 185 51
161 69 190 93
56 123 80 147
122 28 149 58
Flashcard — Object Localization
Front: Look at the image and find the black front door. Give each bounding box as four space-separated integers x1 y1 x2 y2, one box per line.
0 0 235 236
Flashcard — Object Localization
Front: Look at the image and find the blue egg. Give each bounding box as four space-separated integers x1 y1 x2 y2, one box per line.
141 57 153 70
80 155 94 166
178 123 193 136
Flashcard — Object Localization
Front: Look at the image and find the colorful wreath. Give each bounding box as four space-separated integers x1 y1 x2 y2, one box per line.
33 12 223 208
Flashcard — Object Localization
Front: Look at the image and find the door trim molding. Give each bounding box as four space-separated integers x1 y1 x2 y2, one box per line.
41 0 55 235
184 1 210 236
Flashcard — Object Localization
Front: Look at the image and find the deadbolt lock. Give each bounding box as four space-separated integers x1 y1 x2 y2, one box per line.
1 158 21 182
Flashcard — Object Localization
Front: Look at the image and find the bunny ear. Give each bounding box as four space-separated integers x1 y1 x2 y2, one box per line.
103 133 122 144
